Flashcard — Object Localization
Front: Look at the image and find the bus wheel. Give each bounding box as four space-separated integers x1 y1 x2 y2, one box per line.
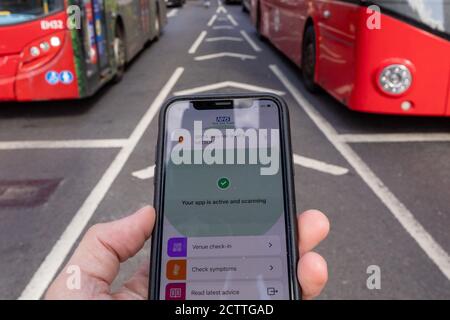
113 25 126 83
154 9 161 40
301 26 319 93
256 4 265 40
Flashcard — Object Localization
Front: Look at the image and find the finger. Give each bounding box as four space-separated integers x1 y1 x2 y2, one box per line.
46 206 155 299
70 206 155 283
113 262 150 300
298 210 329 255
298 251 328 300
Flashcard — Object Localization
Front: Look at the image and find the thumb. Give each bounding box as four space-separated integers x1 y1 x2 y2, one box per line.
46 206 155 299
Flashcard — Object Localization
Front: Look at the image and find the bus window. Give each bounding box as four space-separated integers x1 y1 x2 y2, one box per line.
0 0 64 25
372 0 450 36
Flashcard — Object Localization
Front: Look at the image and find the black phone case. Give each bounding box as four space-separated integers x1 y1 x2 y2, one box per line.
148 93 301 300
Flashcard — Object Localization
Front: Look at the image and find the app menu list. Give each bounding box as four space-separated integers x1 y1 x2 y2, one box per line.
164 235 285 300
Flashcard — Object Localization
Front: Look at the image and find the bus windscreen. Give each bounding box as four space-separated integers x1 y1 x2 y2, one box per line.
0 0 64 26
373 0 450 35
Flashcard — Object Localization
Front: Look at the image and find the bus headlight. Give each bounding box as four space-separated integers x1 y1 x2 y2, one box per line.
50 36 61 47
378 64 412 95
40 42 50 52
19 31 65 72
30 46 40 57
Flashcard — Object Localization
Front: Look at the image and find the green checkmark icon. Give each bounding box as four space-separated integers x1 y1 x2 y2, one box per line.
217 177 230 190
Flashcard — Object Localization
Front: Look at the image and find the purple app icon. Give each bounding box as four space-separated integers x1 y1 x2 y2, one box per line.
168 237 187 257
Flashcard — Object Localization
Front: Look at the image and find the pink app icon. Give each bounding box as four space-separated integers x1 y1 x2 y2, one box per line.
165 283 186 300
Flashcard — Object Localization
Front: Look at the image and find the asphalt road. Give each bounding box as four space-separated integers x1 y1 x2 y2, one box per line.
1 1 449 300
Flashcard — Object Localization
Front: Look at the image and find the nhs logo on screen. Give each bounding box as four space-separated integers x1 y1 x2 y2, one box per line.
216 116 231 123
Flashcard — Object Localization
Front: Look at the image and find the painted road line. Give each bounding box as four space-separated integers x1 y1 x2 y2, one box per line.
167 9 178 18
213 26 234 30
132 165 155 180
0 139 128 150
217 17 228 22
195 52 256 61
293 154 348 176
18 67 185 300
132 155 347 181
189 31 207 54
240 30 262 52
207 14 218 27
206 36 243 42
339 133 450 143
227 14 239 26
270 64 450 281
216 5 227 14
174 81 285 96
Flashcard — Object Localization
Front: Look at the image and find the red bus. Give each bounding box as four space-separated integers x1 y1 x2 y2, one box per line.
0 0 166 102
251 0 450 116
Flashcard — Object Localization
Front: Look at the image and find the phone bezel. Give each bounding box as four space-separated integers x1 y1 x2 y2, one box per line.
149 93 300 300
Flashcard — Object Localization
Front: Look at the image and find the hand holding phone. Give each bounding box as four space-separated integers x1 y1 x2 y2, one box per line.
150 94 300 300
44 96 329 301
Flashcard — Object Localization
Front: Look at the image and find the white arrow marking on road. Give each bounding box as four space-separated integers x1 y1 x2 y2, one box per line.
339 133 450 143
240 30 262 52
207 14 218 27
195 52 256 61
213 26 234 30
293 154 348 176
167 9 178 18
174 81 285 96
0 139 128 150
206 36 243 42
131 154 347 181
216 6 227 14
189 31 207 54
227 14 239 26
132 165 155 180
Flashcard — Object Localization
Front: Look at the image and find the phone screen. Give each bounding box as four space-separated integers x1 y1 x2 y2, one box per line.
158 98 292 300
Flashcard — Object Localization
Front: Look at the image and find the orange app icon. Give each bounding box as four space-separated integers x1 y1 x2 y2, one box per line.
166 259 187 280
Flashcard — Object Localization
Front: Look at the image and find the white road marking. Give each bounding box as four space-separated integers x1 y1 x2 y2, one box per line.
174 81 285 96
132 165 155 180
227 14 239 26
195 52 256 61
293 154 348 176
217 17 228 22
132 154 347 181
188 31 207 54
339 133 450 143
18 67 185 300
270 64 450 281
167 9 178 18
207 14 218 27
213 26 234 30
0 139 128 150
240 30 262 52
206 36 243 42
216 6 227 14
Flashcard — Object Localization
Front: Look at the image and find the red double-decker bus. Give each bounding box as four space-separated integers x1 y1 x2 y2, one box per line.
251 0 450 116
0 0 166 102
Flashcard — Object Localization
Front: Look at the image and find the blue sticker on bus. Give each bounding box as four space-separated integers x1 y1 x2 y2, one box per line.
59 71 74 84
45 71 59 85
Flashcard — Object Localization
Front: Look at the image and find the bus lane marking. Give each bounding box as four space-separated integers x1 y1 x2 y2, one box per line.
189 31 208 54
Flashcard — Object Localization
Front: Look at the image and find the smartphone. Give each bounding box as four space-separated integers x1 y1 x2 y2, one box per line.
149 93 300 300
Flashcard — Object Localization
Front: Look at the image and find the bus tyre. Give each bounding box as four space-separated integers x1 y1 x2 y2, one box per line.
154 9 161 41
113 24 126 83
302 26 319 93
256 5 265 41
